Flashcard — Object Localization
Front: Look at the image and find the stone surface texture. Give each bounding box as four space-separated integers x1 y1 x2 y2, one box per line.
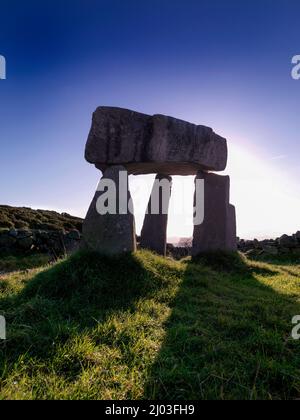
85 107 227 175
140 174 172 256
81 165 136 255
0 228 81 256
192 171 237 255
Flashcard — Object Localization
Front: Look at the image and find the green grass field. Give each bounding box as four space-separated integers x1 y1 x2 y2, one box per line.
0 253 50 274
0 250 300 400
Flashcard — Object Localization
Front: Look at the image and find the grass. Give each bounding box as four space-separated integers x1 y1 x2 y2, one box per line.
0 250 300 400
0 253 50 274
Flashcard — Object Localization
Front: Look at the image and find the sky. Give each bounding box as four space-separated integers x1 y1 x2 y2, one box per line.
0 0 299 240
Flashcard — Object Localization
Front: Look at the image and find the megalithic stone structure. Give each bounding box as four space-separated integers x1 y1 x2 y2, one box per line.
81 165 137 255
140 174 172 256
192 171 237 255
82 106 237 256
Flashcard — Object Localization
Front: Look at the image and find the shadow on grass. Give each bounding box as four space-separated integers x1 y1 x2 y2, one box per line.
1 251 300 400
0 252 49 274
144 252 300 400
246 253 300 267
191 251 279 276
0 251 167 380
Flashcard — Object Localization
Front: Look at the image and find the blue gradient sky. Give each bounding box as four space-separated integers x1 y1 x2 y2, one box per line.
0 0 299 239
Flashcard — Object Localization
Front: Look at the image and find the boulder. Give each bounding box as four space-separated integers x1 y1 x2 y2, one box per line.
262 245 278 256
85 107 228 175
253 239 260 249
18 236 34 250
279 234 297 248
294 231 300 242
0 232 16 249
66 230 81 241
245 249 263 258
279 247 290 255
9 229 18 238
64 230 81 254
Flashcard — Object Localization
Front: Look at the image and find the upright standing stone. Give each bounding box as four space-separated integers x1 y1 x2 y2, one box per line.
81 165 136 255
140 174 172 256
192 171 237 255
227 204 237 251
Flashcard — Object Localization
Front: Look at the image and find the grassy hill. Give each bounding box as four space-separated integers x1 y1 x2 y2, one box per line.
0 205 82 232
0 250 300 400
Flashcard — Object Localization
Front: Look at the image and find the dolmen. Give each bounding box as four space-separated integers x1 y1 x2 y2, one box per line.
81 106 237 256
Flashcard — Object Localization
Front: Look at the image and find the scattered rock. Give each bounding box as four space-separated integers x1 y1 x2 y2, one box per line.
9 229 18 238
18 236 34 250
279 234 297 248
245 249 263 258
0 228 82 257
238 231 300 258
0 232 16 248
66 230 81 241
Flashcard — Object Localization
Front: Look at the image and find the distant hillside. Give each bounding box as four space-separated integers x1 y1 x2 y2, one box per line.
0 205 83 232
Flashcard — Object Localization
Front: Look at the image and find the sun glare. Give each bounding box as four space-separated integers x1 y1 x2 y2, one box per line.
129 144 300 241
